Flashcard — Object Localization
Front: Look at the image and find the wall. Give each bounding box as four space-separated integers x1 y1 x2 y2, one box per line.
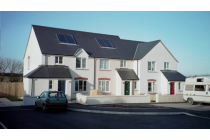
23 95 37 105
95 58 134 95
23 27 43 75
46 55 94 100
139 42 178 94
156 94 184 102
76 93 150 105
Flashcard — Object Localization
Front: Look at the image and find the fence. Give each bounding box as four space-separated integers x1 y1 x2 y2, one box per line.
0 82 23 97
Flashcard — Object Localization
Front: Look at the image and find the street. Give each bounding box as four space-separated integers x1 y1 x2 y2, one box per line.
1 106 210 129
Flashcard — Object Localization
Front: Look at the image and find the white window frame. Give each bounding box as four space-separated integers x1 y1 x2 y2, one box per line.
28 57 30 70
49 80 53 90
98 80 110 92
100 59 109 70
148 61 156 71
148 82 155 92
120 60 126 68
164 62 170 69
76 57 87 69
55 56 63 64
75 80 87 92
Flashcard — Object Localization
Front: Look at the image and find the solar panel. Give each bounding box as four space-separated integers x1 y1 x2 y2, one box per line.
103 39 114 47
57 34 67 43
65 35 76 44
96 38 107 47
96 38 114 48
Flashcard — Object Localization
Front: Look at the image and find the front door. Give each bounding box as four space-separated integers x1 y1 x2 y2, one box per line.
170 82 174 95
58 80 65 93
125 81 130 95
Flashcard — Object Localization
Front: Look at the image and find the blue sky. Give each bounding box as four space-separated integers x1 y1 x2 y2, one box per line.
0 11 210 76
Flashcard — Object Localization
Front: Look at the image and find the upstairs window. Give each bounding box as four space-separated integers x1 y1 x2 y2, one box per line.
57 34 77 44
28 56 30 70
100 59 109 70
148 61 156 71
55 56 63 64
96 38 114 48
120 61 126 68
76 58 86 69
164 62 170 69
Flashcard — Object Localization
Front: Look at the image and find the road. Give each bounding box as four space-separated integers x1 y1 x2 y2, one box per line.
0 106 210 129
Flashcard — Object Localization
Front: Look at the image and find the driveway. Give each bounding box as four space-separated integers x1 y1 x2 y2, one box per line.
154 102 210 111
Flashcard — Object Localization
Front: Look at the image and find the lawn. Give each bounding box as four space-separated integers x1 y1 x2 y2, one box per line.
0 96 23 101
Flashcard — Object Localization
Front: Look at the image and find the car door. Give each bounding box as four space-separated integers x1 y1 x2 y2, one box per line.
36 92 43 107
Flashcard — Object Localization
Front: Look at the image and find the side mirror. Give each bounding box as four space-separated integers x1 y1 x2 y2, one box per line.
37 96 40 99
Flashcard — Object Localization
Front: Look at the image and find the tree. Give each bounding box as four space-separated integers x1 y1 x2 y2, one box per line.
0 57 11 82
8 58 23 82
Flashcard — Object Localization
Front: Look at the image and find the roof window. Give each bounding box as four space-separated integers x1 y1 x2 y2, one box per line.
96 38 114 48
57 34 77 44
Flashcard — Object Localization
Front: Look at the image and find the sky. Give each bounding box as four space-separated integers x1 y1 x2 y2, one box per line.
0 11 210 76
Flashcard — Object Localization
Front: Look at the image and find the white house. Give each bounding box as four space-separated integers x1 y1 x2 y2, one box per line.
23 25 186 105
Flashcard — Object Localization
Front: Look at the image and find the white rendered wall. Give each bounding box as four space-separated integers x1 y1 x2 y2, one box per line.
95 58 134 95
46 55 94 100
23 27 43 75
139 42 178 94
23 78 32 96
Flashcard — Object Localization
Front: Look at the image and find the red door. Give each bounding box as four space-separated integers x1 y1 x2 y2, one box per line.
170 82 174 95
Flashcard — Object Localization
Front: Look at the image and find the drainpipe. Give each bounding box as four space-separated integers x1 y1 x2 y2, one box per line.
94 58 96 89
132 80 134 95
31 78 33 96
137 60 138 76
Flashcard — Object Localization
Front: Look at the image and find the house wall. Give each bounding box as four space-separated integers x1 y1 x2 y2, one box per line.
23 78 32 96
95 58 134 95
46 55 94 100
139 42 178 94
23 27 43 75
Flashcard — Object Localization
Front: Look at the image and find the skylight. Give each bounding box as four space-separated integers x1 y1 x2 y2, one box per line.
96 38 114 48
57 34 77 44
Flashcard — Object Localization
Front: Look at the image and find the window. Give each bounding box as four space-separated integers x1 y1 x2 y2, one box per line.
49 92 66 98
148 61 155 71
96 38 114 48
100 59 109 70
178 82 181 90
28 57 30 70
98 80 109 92
49 80 52 90
164 62 170 69
197 78 204 82
40 92 46 98
55 56 63 64
134 81 137 90
208 85 210 91
76 58 86 68
195 85 206 91
75 80 86 92
148 82 155 92
120 61 126 68
185 85 194 91
57 34 77 44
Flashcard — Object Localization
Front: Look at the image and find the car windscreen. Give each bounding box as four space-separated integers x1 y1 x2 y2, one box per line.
49 92 66 98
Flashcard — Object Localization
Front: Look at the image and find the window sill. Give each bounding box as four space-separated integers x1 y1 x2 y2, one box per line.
100 69 111 71
148 71 158 73
75 68 89 70
135 89 139 91
55 63 63 65
58 43 79 46
164 69 171 70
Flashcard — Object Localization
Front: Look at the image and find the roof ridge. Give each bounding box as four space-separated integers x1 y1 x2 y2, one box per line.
32 25 120 37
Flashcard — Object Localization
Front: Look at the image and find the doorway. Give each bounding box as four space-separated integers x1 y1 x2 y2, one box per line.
58 80 65 93
124 81 130 95
170 82 174 95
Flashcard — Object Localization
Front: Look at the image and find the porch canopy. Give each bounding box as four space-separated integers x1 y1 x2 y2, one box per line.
24 65 72 78
116 68 139 80
161 70 186 81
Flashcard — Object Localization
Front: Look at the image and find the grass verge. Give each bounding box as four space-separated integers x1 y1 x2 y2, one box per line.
0 96 23 101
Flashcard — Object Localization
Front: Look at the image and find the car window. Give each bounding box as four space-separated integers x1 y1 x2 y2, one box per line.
40 92 46 98
49 92 66 98
39 92 44 98
208 85 210 91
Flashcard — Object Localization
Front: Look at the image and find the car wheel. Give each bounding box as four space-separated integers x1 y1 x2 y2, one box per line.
43 104 47 112
35 103 38 110
188 98 194 105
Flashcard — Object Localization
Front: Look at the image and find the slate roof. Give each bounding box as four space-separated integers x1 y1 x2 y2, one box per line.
116 68 139 80
24 65 72 78
30 25 177 61
161 70 186 81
